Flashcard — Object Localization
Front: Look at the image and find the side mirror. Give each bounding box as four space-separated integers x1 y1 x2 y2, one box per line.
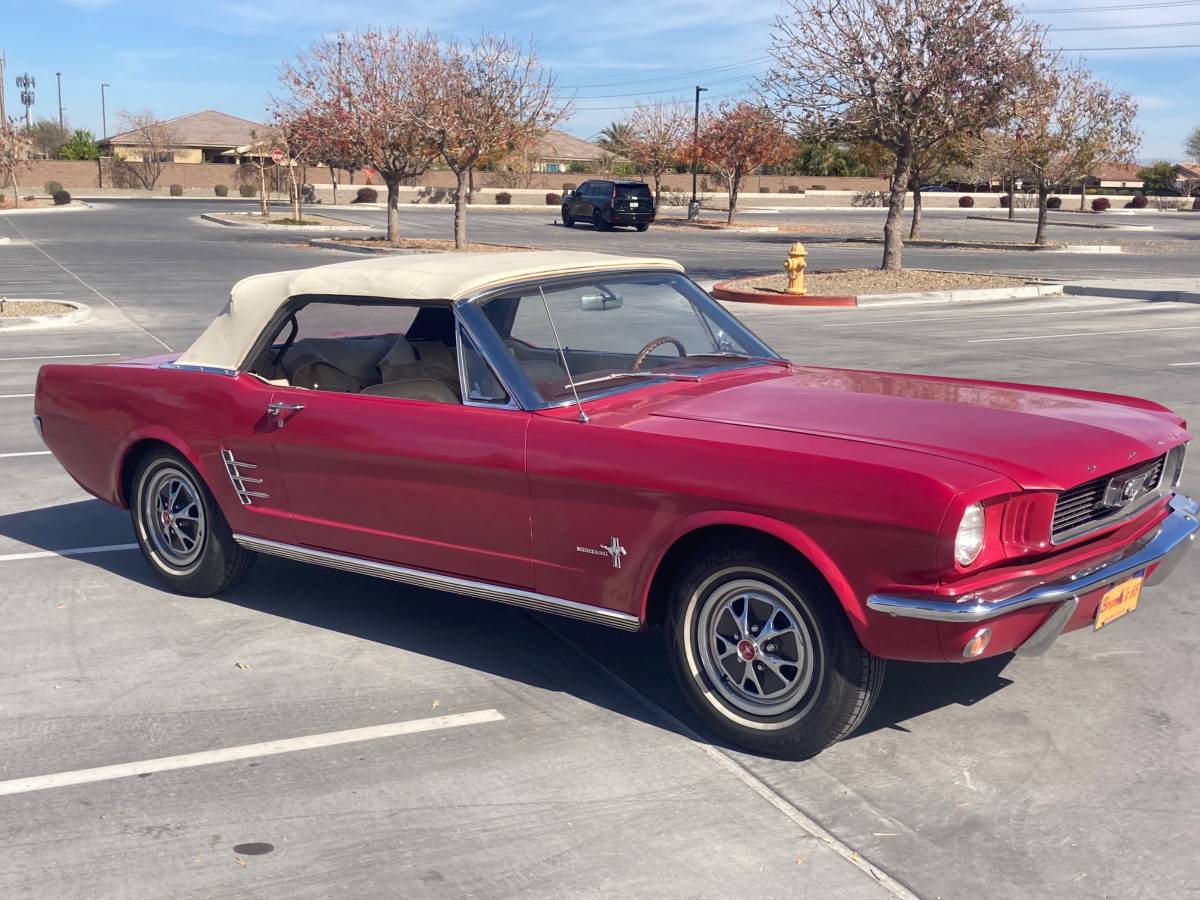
580 292 623 311
563 190 575 199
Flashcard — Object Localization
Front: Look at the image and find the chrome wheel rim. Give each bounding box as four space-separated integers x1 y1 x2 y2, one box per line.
141 466 206 572
695 577 818 718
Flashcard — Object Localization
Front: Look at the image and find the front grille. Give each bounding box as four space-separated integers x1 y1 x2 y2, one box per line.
1052 454 1166 542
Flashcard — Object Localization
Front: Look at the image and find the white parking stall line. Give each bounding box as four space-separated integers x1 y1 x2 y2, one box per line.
0 543 138 563
969 325 1200 343
0 709 506 797
0 353 121 362
1168 361 1200 367
0 393 34 399
0 450 50 458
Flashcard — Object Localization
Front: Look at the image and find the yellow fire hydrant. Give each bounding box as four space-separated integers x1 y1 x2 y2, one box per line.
784 242 807 295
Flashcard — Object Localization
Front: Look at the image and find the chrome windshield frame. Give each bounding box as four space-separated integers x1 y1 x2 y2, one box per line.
454 269 787 412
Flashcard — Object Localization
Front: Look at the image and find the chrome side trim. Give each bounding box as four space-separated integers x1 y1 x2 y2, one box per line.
161 362 238 377
867 494 1198 623
232 533 642 631
220 449 268 505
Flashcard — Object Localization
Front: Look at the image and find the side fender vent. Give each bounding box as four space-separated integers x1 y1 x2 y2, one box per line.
221 449 268 505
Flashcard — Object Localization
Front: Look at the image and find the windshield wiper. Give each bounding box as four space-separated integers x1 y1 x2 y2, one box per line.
564 371 705 390
685 352 790 366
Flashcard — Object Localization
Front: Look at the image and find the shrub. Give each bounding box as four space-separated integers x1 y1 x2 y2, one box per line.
169 184 183 196
238 183 257 197
562 182 577 192
809 183 826 191
786 184 802 194
353 186 378 204
545 192 561 205
759 185 771 192
1047 196 1062 209
45 180 64 195
214 184 229 197
0 194 4 204
1130 194 1148 209
999 194 1011 208
52 189 71 206
495 191 512 205
958 195 975 208
1092 197 1111 212
23 195 34 202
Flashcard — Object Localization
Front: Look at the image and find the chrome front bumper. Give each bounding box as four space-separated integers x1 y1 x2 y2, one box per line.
867 494 1198 626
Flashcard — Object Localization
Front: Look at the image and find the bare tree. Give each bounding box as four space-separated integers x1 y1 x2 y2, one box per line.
409 32 567 248
623 101 690 207
239 127 284 218
1015 63 1139 244
111 110 179 190
700 102 792 224
762 0 1046 270
280 29 438 244
0 118 33 208
276 110 331 222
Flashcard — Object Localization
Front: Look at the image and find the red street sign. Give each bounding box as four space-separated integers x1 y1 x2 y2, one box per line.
271 148 285 163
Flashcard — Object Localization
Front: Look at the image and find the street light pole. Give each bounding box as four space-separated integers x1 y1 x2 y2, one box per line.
100 82 110 139
689 85 707 221
56 72 63 129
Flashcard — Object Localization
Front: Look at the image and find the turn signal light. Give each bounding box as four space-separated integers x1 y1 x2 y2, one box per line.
962 627 992 659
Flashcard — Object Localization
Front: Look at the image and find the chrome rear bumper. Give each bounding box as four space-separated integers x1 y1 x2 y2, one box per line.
867 494 1198 625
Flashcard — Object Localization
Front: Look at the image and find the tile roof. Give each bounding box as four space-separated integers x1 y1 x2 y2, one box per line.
531 129 606 162
103 109 266 148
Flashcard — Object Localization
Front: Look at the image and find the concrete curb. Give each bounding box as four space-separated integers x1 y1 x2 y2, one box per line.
199 213 376 232
0 201 93 216
842 237 1123 253
0 299 93 330
711 280 856 307
966 214 1154 232
308 239 439 255
1063 285 1200 304
856 283 1064 307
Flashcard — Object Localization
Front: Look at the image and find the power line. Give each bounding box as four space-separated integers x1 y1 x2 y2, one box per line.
563 70 762 101
1049 18 1200 28
559 49 766 89
1028 0 1200 12
1052 41 1200 49
570 88 751 112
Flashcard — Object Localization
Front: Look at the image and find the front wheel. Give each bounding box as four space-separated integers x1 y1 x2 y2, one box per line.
667 540 885 758
131 450 255 596
562 208 574 227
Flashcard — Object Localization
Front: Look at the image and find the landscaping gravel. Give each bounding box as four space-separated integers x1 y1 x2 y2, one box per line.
0 300 76 317
728 269 1033 296
327 237 534 252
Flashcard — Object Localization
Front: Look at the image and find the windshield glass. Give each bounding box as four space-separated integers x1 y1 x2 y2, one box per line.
475 272 782 404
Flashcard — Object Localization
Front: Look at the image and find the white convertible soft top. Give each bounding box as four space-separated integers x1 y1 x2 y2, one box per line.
175 250 685 371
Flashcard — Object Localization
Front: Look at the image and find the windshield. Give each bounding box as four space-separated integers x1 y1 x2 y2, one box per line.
616 184 652 200
475 272 783 404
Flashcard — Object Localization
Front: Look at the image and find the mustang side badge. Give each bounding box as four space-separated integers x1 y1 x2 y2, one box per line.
577 537 627 569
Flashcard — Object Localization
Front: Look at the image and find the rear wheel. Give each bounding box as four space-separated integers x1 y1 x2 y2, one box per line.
592 210 608 231
131 450 255 596
636 222 650 232
667 539 885 758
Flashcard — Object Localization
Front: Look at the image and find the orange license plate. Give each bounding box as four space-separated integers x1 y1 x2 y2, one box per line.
1095 574 1143 630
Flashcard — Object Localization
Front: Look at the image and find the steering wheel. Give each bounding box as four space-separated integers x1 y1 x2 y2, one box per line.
632 336 687 371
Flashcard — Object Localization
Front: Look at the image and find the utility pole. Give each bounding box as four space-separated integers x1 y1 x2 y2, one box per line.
688 84 707 221
56 72 63 129
16 72 35 129
0 52 6 124
100 82 110 139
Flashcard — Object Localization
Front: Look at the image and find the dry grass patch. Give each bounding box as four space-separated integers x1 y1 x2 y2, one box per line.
328 237 534 252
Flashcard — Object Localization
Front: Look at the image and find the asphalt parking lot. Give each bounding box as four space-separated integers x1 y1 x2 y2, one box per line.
1 199 1199 899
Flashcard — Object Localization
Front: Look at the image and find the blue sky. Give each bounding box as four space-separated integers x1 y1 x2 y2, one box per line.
3 0 1197 161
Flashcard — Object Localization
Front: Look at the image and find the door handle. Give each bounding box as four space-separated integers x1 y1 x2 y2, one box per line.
267 401 305 427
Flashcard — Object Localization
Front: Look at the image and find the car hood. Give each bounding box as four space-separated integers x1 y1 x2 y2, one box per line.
649 367 1187 491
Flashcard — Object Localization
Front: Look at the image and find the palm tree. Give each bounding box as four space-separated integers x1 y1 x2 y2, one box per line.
595 122 633 156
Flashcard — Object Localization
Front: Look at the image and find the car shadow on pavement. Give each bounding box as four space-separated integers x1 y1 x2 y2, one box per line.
1 500 1016 757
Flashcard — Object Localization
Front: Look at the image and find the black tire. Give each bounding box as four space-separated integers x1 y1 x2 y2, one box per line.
562 208 574 227
131 449 255 596
667 539 885 758
636 222 650 232
592 210 608 231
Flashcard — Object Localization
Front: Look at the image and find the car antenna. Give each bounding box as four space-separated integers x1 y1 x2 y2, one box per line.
538 285 589 424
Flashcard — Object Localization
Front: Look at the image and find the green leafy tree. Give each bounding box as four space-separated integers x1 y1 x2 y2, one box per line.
57 129 102 161
25 119 68 158
1186 124 1200 162
1138 160 1176 192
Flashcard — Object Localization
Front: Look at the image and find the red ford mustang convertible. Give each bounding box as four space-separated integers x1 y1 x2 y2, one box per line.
34 251 1196 756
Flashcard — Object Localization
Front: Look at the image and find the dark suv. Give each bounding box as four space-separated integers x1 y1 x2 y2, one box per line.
562 180 655 231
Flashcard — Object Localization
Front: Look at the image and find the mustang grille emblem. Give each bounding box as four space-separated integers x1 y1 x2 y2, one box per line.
1102 471 1150 509
576 536 627 569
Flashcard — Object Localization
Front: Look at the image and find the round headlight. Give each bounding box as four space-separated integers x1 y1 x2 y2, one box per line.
954 503 986 567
